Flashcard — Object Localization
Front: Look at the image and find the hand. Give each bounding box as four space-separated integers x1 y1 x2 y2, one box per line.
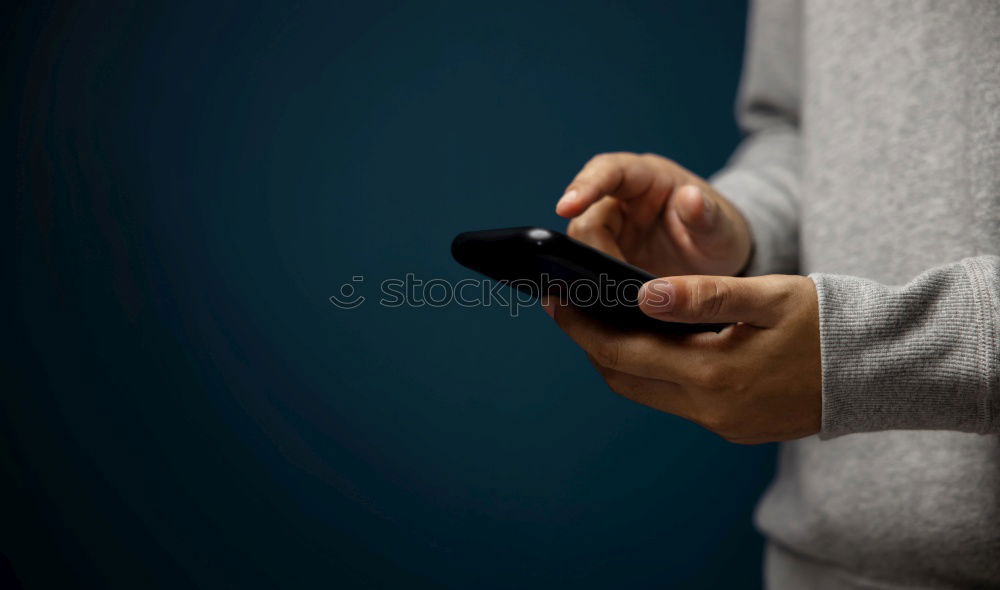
547 274 822 444
556 152 752 277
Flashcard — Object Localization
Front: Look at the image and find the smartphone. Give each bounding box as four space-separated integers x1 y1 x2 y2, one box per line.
451 226 725 333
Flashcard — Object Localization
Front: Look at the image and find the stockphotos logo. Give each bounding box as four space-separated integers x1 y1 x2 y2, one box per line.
329 273 665 317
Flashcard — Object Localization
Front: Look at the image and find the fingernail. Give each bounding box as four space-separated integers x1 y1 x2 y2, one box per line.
641 280 674 313
556 189 578 210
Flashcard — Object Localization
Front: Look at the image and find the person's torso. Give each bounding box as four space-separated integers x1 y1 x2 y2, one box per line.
758 0 1000 586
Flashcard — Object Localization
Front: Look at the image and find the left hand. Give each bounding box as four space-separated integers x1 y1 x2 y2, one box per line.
545 274 822 444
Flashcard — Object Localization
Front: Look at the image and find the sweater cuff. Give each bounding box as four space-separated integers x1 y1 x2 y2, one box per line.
811 260 998 439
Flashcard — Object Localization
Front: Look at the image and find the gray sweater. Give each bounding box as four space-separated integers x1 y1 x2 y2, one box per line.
710 1 1000 587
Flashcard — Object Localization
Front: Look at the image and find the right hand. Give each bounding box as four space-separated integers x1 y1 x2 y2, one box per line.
556 152 752 277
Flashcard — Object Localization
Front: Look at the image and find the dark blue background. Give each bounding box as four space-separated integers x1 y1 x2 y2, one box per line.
6 1 774 587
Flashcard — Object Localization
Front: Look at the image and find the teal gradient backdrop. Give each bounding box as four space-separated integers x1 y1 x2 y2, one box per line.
6 0 773 587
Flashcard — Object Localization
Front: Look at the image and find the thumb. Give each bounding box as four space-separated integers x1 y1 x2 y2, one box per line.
638 275 783 327
667 185 753 276
672 184 720 233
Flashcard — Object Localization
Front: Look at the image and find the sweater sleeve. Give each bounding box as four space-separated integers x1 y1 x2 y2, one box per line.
812 257 1000 438
710 0 802 276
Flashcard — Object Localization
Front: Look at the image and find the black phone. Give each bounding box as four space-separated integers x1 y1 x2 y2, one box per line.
451 226 725 333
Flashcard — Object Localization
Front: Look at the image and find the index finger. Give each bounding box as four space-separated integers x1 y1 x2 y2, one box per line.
555 152 679 218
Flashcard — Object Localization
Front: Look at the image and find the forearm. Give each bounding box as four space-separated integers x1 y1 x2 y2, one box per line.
815 256 1000 437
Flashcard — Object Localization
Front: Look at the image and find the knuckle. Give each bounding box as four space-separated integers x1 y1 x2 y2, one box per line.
602 372 629 397
592 337 622 370
683 350 736 389
689 361 724 389
589 358 633 400
699 407 740 438
567 216 594 238
692 280 729 320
